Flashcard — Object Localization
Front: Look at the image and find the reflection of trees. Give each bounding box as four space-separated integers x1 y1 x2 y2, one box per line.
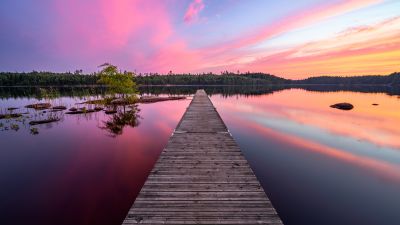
0 87 106 99
138 85 400 97
101 105 141 137
2 85 400 100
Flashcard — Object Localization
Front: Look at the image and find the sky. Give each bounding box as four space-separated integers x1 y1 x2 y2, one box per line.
0 0 399 79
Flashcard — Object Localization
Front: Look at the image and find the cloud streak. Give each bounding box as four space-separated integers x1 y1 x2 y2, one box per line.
0 0 398 77
244 16 400 78
184 0 205 23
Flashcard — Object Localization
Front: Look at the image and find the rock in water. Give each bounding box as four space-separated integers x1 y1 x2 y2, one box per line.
0 113 22 119
138 96 186 103
65 109 96 114
105 109 117 114
29 118 60 125
94 106 104 111
25 103 51 110
330 103 354 110
111 98 128 105
52 106 67 110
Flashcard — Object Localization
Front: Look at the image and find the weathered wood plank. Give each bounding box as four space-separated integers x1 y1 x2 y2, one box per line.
122 90 283 225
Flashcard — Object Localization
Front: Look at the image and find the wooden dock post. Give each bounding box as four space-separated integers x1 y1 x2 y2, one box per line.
122 90 283 224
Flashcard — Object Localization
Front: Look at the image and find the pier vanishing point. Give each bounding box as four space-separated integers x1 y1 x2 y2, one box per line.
122 90 283 224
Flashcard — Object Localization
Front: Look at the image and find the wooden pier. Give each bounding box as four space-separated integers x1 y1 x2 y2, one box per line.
122 90 283 224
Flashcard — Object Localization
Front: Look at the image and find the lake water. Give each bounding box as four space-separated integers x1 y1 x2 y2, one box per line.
1 86 399 225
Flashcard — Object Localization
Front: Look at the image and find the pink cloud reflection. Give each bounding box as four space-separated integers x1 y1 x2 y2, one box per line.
232 114 400 183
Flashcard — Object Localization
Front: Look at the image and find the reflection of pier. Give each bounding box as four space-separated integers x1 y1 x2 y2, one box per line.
122 90 283 224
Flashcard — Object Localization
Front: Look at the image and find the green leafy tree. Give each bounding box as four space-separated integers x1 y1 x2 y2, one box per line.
97 63 138 99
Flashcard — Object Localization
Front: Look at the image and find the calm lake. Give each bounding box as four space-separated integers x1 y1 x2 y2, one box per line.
1 86 399 225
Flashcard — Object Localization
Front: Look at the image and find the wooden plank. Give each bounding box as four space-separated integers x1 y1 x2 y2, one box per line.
122 90 283 225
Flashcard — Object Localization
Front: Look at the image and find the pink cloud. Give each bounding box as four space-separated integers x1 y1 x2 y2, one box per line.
241 16 400 78
184 0 205 23
50 0 185 71
44 0 394 76
53 0 173 51
204 0 383 54
176 0 397 77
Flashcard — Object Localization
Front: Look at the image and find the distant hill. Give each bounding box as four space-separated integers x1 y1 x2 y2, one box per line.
294 72 400 85
0 71 399 86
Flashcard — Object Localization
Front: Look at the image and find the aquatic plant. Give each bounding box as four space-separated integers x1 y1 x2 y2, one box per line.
28 113 62 125
25 103 51 110
0 113 22 119
10 123 19 131
30 127 39 135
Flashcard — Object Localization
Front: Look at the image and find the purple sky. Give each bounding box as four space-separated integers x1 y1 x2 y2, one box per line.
0 0 399 78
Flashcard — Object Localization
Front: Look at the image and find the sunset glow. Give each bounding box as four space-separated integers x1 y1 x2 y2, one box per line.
0 0 399 78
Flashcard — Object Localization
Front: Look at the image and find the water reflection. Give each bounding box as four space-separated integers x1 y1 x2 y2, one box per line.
0 103 141 138
1 84 400 99
211 89 400 225
214 89 400 149
101 106 141 137
0 94 190 225
1 87 400 225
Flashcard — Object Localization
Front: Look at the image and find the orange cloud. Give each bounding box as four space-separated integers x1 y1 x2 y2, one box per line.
189 0 392 76
246 16 400 78
47 0 396 76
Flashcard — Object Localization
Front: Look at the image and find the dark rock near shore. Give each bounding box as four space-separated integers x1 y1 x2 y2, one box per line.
0 113 22 119
25 103 51 110
372 103 379 106
69 107 78 112
139 96 186 103
50 109 64 112
111 98 129 105
83 96 186 105
52 106 67 110
7 107 18 111
29 118 60 125
105 109 117 114
94 106 104 111
330 103 354 110
65 109 96 114
81 99 106 104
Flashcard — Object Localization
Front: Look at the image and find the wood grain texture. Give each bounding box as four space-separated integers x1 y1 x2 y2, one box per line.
122 90 283 225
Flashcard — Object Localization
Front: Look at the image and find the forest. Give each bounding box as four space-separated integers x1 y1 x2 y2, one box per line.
0 71 399 86
294 72 400 85
0 71 289 86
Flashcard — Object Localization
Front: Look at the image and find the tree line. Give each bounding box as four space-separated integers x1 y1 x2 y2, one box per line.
0 71 99 86
0 71 399 86
294 73 400 85
136 73 289 85
0 71 289 86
